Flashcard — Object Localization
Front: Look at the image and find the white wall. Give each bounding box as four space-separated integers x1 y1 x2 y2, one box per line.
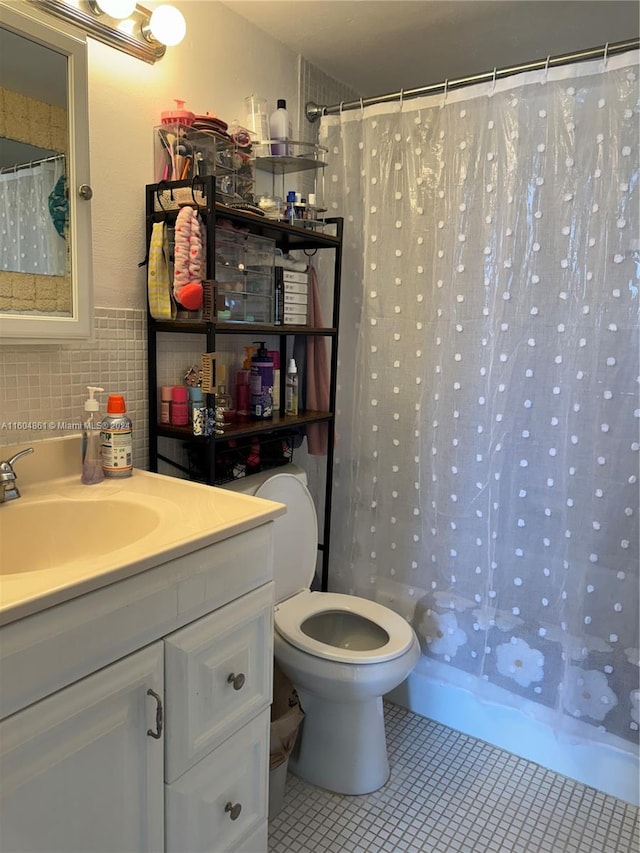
87 0 301 311
0 1 356 457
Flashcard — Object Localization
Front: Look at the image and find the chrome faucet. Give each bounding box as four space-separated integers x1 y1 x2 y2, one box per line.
0 447 34 503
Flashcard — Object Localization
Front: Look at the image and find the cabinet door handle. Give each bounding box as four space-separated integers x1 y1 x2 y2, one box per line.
225 801 242 821
227 672 246 691
146 688 163 739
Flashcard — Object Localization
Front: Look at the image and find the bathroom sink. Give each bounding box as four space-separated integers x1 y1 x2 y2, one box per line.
0 498 161 574
0 438 286 626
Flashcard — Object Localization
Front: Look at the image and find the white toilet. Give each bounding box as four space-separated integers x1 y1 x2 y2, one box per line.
225 465 420 795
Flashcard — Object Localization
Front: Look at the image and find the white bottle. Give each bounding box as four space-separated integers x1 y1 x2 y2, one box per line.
285 358 299 416
269 99 290 156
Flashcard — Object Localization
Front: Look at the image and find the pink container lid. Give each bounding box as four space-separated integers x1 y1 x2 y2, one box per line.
160 99 195 126
172 386 188 402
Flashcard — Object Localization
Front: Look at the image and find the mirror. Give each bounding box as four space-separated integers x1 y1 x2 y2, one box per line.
0 1 92 341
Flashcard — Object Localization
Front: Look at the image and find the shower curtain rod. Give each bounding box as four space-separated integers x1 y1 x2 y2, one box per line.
305 37 639 121
0 153 65 174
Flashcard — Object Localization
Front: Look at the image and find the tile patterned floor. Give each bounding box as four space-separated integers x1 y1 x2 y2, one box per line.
268 702 639 853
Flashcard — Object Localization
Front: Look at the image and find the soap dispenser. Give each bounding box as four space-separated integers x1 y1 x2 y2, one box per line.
81 385 104 485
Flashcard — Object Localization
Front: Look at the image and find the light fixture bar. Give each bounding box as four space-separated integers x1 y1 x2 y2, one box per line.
29 0 166 63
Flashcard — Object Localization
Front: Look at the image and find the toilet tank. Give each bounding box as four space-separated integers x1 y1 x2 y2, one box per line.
220 464 317 602
220 464 308 495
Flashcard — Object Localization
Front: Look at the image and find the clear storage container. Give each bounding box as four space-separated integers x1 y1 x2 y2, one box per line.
213 229 275 323
154 123 235 189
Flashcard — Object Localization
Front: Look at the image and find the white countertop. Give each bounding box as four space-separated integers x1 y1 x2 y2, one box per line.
0 465 285 626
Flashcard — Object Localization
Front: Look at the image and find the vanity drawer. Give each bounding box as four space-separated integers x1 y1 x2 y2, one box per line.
165 708 269 853
164 582 273 783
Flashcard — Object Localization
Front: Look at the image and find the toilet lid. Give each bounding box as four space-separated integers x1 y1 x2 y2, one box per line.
255 473 318 603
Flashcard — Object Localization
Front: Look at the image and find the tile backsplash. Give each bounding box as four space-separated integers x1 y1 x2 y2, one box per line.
0 307 149 468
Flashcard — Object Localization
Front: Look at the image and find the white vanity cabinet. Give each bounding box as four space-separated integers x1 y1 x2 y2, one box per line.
0 521 276 853
164 583 274 852
0 643 165 853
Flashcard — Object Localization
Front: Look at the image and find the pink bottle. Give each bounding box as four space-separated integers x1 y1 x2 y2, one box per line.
170 386 189 426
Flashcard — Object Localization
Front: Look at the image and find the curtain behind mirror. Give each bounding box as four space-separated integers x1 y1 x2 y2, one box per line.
0 154 66 276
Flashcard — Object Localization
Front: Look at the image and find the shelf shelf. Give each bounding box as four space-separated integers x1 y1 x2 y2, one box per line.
157 410 333 442
151 319 336 335
254 155 327 175
214 203 339 249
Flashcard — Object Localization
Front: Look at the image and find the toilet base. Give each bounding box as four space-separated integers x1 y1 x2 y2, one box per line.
289 689 390 795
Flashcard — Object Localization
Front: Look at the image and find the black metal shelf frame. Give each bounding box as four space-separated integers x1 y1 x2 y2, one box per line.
145 176 343 591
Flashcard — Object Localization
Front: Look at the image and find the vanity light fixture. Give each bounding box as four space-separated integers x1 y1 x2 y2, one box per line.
90 0 137 18
31 0 187 63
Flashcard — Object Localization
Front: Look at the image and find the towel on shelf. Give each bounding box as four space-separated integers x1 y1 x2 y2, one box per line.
147 221 176 320
173 205 205 309
305 264 330 455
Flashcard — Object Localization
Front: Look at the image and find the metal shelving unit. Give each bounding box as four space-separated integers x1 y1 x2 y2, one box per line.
145 175 343 590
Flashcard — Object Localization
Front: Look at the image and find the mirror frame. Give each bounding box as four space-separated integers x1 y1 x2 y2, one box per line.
0 0 92 342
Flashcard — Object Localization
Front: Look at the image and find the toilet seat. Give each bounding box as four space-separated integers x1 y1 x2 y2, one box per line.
227 468 416 666
275 590 416 665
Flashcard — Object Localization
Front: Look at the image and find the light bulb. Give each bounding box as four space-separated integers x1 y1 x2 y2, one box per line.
148 5 186 47
96 0 137 18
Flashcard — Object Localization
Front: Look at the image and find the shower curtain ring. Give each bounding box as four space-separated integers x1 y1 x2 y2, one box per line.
360 97 364 116
339 100 344 116
490 67 497 97
399 88 404 110
441 78 449 109
603 42 610 68
543 54 551 84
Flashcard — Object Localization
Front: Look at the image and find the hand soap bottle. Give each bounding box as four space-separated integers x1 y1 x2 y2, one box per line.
81 385 104 485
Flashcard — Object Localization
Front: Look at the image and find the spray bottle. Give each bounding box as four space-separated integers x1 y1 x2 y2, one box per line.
81 386 104 485
101 394 133 478
285 359 299 416
250 341 273 420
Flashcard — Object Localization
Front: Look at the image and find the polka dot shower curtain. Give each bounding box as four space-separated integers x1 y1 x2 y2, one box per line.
0 158 66 277
323 52 639 746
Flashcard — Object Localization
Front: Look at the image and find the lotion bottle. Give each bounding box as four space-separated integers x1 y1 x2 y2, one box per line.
81 385 104 485
269 99 290 155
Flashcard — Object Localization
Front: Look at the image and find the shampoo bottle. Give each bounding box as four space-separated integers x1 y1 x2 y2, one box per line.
100 394 133 478
81 385 104 485
285 358 299 416
269 99 290 156
250 341 274 420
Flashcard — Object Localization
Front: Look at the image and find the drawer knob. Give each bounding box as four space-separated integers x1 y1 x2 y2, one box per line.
225 801 242 821
227 672 246 691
